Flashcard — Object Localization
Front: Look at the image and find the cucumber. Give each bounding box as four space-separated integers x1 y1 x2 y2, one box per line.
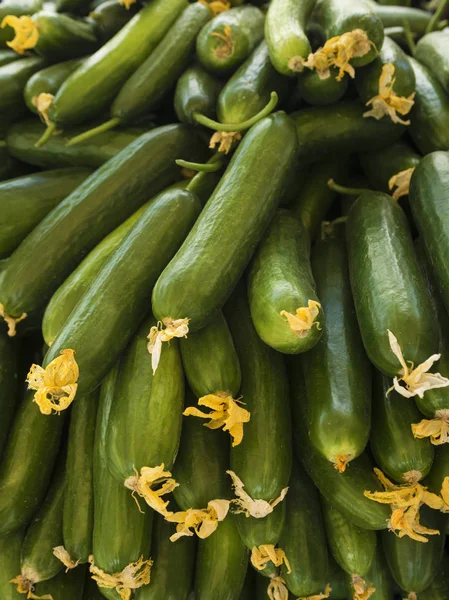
0 529 24 600
0 330 18 458
415 31 449 95
217 41 288 125
371 4 434 36
0 167 92 259
62 390 98 566
180 311 241 399
353 549 395 600
0 0 43 47
174 63 222 125
301 229 371 471
327 558 347 600
0 49 21 67
423 444 449 496
370 370 434 484
322 501 376 577
196 6 265 75
137 514 195 600
278 463 329 597
408 58 449 155
0 147 33 181
195 515 248 600
55 0 91 12
248 210 324 354
34 567 86 600
88 0 138 44
346 191 439 377
152 112 298 334
297 68 349 106
0 125 203 325
420 551 449 600
265 0 314 77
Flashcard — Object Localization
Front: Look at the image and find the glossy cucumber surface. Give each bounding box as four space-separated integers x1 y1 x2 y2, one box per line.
415 31 449 95
174 63 222 125
298 68 348 106
88 0 138 44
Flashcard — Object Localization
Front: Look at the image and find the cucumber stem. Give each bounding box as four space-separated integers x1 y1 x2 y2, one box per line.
426 0 449 33
402 20 416 55
66 118 121 147
193 91 279 132
176 158 223 173
327 179 370 196
35 122 56 148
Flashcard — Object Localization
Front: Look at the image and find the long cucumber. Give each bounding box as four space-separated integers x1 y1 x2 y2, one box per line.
0 330 18 458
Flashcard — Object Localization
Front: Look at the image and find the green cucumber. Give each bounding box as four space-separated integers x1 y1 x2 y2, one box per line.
0 125 203 323
301 229 371 470
217 41 288 125
346 191 439 376
371 4 434 36
0 1 43 47
327 558 347 600
0 167 92 259
24 57 85 114
0 529 24 600
34 567 86 600
354 549 394 600
152 112 298 333
0 49 20 67
408 57 449 155
180 311 241 399
63 390 98 566
55 0 91 12
423 444 449 496
416 31 449 95
196 6 265 75
279 463 329 597
248 210 324 354
370 370 434 484
322 501 376 577
297 68 349 106
88 0 138 44
291 101 405 162
0 330 18 458
137 514 195 600
174 63 222 125
195 515 248 600
265 0 314 77
420 551 449 600
0 147 33 181
340 175 372 217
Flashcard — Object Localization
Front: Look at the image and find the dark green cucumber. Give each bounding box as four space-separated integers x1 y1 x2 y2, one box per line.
88 0 138 44
291 101 405 162
370 370 434 484
420 552 449 600
0 167 92 259
340 175 372 217
327 558 347 600
301 230 371 470
297 68 349 106
63 390 98 565
0 0 42 47
152 112 298 333
408 58 449 155
137 514 195 600
265 0 314 77
0 147 33 181
195 515 248 600
34 567 86 600
180 311 241 398
0 49 20 67
196 6 265 75
0 125 203 322
352 549 394 600
24 57 85 114
0 529 24 600
322 501 376 577
55 0 91 12
416 31 449 95
371 4 434 36
279 463 329 597
0 330 18 458
346 191 439 376
248 210 324 354
174 63 222 125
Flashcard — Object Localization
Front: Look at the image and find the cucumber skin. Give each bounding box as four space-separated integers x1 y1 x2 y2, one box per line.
346 191 439 376
419 551 449 600
0 50 21 67
298 69 348 106
356 549 395 600
372 4 432 35
0 57 47 126
0 167 92 260
152 112 298 333
248 210 324 354
279 464 329 597
0 332 18 459
359 140 420 194
174 63 222 125
31 12 98 61
88 0 138 44
0 125 204 319
196 6 265 75
0 529 24 600
301 232 371 467
34 567 85 600
415 31 449 95
180 311 241 398
234 502 286 550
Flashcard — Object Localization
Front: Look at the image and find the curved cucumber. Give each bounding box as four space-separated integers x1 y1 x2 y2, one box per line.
88 0 138 44
248 210 324 354
298 68 349 106
416 31 449 96
152 112 298 333
0 529 24 600
174 63 222 125
0 331 18 458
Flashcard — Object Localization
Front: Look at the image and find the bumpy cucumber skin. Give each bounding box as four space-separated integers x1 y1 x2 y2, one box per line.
248 210 324 354
0 167 92 260
371 371 434 483
196 6 265 75
0 332 18 458
195 515 248 600
180 311 241 398
416 31 449 95
174 63 222 125
408 58 449 155
31 11 98 60
138 515 195 600
346 191 439 376
49 0 188 126
63 390 98 565
34 567 86 600
0 528 24 600
301 232 371 467
0 125 204 320
0 50 20 67
265 0 314 77
279 464 329 597
152 112 298 333
217 41 289 124
0 57 47 126
88 0 138 44
298 69 348 106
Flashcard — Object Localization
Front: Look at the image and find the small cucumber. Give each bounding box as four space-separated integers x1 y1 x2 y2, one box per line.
279 463 329 597
322 501 376 577
180 311 241 399
174 63 222 125
265 0 315 77
0 49 21 67
416 31 449 96
419 551 449 600
0 330 18 458
370 370 434 484
34 567 86 600
301 229 371 471
0 0 42 47
152 112 298 333
248 210 324 354
0 57 46 129
0 529 24 600
88 0 138 44
297 69 349 106
346 191 439 376
0 167 92 259
196 6 265 75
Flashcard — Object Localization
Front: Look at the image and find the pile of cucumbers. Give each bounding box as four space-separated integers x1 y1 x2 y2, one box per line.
2 0 449 598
